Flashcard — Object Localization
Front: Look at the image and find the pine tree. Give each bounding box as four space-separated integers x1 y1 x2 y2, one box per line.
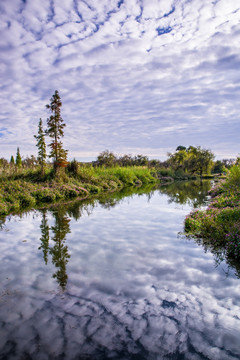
16 147 22 167
10 155 15 165
45 90 68 171
34 118 47 176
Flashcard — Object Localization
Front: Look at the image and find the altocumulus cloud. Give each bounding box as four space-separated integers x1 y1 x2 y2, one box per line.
0 0 240 160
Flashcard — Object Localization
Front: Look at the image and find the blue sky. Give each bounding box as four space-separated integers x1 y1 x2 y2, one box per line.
0 0 240 161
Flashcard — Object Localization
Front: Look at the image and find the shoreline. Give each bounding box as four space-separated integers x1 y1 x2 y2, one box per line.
184 166 240 261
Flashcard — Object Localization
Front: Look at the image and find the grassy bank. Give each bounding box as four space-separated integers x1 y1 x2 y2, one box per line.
184 165 240 261
0 165 158 216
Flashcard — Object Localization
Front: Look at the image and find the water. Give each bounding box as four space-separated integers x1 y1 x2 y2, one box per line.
0 181 240 360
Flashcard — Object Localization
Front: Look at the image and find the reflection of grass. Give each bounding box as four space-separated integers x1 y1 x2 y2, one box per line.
185 165 240 262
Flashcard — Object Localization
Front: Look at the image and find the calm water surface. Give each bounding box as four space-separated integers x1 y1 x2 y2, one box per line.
0 181 240 360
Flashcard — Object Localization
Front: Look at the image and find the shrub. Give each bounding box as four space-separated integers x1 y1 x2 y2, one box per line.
227 165 240 186
67 159 78 175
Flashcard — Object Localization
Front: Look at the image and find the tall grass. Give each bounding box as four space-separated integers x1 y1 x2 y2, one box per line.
95 166 157 185
0 165 158 216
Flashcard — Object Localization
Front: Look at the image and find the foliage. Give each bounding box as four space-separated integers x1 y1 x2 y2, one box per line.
95 150 150 168
167 145 214 177
16 147 22 167
45 90 68 168
22 155 38 168
226 164 240 187
0 164 157 216
34 118 47 176
96 150 117 167
212 160 226 174
10 156 15 165
67 158 79 175
185 165 240 261
0 158 8 168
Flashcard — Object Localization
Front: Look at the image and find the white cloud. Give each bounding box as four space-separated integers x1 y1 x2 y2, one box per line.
0 0 240 160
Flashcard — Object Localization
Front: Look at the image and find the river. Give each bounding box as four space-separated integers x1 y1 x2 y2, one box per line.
0 181 240 360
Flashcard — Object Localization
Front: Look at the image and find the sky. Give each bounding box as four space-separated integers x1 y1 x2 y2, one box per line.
0 0 240 162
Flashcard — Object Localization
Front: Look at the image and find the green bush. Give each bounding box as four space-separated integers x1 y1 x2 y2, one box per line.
226 165 240 187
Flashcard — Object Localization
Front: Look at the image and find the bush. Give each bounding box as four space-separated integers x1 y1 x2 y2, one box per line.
67 159 78 175
226 165 240 187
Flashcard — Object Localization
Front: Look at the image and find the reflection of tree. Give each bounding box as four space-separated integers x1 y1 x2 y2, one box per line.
38 210 50 264
98 184 157 209
66 201 95 220
159 180 212 208
186 235 240 279
50 208 71 290
38 207 71 290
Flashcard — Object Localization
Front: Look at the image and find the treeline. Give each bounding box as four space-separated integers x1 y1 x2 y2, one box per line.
0 145 236 180
93 147 235 177
0 90 237 179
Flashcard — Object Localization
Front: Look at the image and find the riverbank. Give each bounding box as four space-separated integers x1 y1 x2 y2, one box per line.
0 165 160 216
184 165 240 261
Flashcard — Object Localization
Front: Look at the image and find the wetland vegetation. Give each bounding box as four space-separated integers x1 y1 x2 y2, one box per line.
1 91 239 266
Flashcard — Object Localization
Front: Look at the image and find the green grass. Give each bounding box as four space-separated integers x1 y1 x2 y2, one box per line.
0 165 158 216
184 165 240 261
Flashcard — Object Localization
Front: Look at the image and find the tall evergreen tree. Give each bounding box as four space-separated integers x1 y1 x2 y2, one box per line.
45 90 67 169
16 147 22 167
10 155 15 165
34 118 47 176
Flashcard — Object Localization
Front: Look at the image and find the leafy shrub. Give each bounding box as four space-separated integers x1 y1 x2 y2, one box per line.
67 159 78 175
227 165 240 187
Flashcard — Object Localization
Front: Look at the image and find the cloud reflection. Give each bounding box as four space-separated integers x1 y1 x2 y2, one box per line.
0 183 240 358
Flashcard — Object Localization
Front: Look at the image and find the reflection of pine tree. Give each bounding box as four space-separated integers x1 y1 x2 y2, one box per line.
38 211 50 265
50 210 71 290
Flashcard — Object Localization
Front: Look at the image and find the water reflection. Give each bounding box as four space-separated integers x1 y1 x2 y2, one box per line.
1 181 240 359
35 180 237 290
38 210 49 265
159 179 212 208
36 184 157 289
186 233 240 279
38 208 71 289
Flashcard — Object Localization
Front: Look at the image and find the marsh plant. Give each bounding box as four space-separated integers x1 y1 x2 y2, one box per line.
185 165 240 261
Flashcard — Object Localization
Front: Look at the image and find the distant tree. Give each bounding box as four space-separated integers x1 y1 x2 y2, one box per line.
176 145 186 151
222 158 235 168
16 147 22 167
167 148 187 171
97 150 117 167
186 146 214 177
34 118 47 175
22 155 38 168
134 154 149 166
167 146 214 177
0 158 8 171
10 155 15 165
212 160 225 174
195 148 214 177
46 90 68 171
118 154 133 167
